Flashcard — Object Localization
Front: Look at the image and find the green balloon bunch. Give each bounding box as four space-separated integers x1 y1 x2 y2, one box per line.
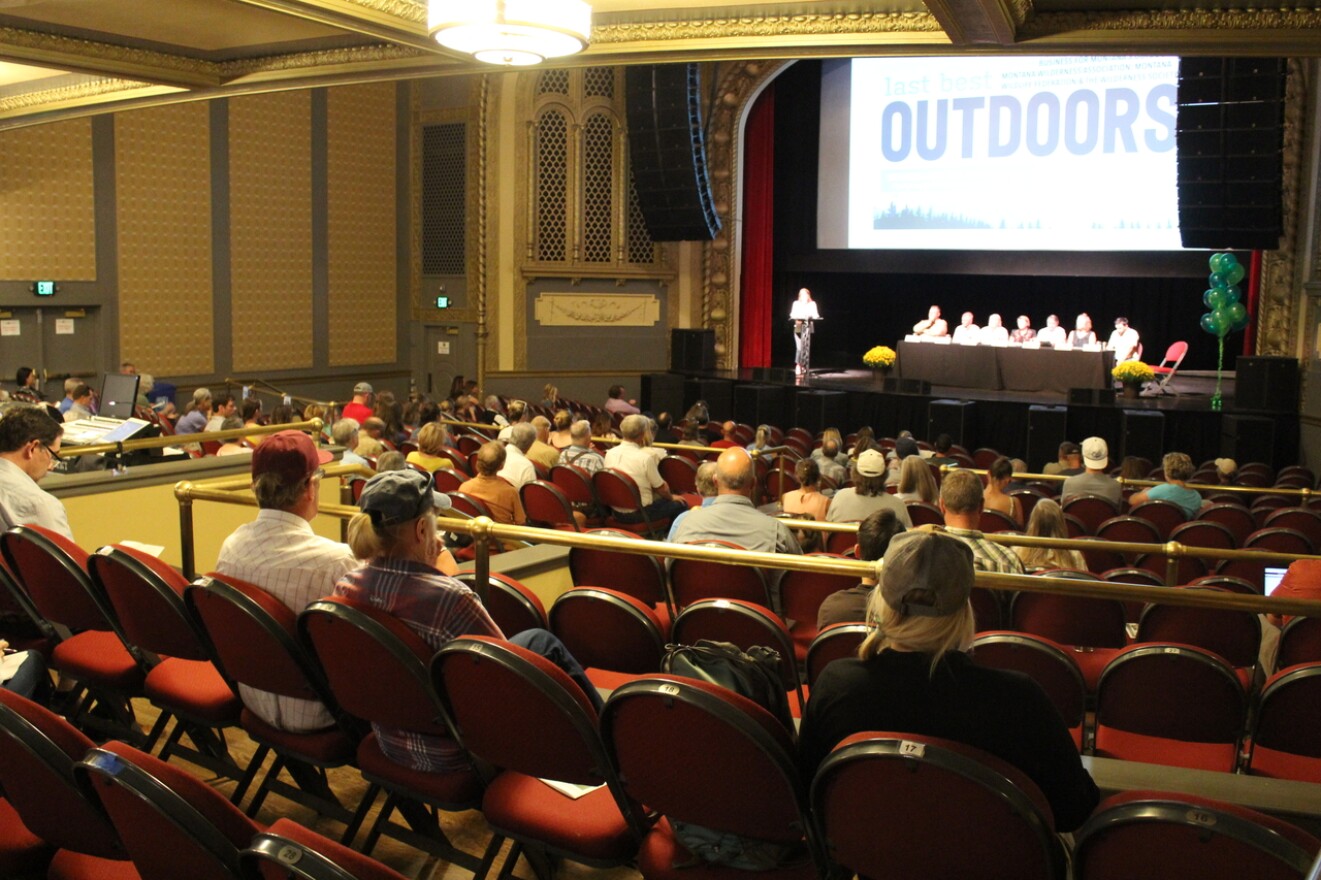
1200 252 1249 337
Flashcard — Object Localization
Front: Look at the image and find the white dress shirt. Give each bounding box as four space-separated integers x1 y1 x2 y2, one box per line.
215 509 359 733
603 441 665 506
498 445 536 489
0 458 73 540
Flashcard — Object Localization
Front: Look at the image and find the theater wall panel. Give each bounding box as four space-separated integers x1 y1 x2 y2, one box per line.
326 82 396 367
229 91 314 372
116 103 215 377
0 118 96 281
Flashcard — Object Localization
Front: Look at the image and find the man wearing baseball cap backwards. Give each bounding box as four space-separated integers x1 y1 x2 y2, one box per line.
339 470 601 775
798 530 1098 832
1061 436 1122 505
215 430 358 735
825 448 913 528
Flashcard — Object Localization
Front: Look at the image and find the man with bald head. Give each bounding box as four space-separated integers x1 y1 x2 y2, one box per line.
671 447 802 609
602 413 689 524
711 420 739 449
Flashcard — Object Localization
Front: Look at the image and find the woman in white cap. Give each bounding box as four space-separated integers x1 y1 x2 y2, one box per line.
337 470 600 773
798 529 1098 831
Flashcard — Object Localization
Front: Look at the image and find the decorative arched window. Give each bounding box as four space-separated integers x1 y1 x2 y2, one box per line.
528 67 659 274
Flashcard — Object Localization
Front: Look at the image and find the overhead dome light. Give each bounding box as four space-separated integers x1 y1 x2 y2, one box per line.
429 0 592 67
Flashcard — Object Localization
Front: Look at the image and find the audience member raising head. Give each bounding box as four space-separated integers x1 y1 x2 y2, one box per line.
798 529 1099 831
1014 499 1087 573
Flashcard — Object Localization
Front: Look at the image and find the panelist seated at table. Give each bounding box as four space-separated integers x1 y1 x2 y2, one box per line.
1065 313 1098 348
952 312 980 344
1107 316 1141 361
912 304 949 337
1009 315 1036 344
1036 314 1066 347
981 314 1009 346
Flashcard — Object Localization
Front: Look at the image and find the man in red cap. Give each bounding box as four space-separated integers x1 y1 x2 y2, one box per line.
215 430 358 734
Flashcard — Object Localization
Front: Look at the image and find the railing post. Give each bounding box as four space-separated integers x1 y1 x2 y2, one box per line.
1164 541 1182 587
176 482 196 580
472 516 492 603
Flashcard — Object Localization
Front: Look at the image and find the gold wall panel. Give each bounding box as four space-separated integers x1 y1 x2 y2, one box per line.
230 91 313 372
534 293 660 326
327 82 397 366
0 118 95 281
116 102 214 377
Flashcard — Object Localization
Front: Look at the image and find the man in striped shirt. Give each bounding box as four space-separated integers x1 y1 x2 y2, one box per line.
936 469 1025 575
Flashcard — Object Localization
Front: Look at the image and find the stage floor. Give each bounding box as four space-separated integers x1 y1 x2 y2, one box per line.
717 366 1233 412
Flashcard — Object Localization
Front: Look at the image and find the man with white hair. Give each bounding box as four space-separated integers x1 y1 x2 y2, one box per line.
499 422 537 489
602 414 688 523
558 420 605 474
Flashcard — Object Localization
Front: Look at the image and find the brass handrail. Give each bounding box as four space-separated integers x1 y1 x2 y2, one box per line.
222 378 329 409
172 472 1321 619
957 466 1312 500
58 418 326 459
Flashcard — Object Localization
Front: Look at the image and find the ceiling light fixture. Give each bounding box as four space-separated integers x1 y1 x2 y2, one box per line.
429 0 592 67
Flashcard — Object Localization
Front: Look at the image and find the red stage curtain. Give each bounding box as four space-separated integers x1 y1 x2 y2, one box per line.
739 84 775 368
1245 250 1262 356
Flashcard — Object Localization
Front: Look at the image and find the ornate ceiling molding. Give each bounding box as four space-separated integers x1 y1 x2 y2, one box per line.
591 12 944 45
220 43 427 78
0 26 220 88
345 0 427 24
0 77 157 115
1022 8 1321 35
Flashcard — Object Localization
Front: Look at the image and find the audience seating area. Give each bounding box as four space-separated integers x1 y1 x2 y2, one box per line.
6 399 1321 879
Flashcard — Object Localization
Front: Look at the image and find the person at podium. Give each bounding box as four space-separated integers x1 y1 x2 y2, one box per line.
1037 314 1066 347
981 314 1009 345
791 288 821 375
1010 315 1036 344
912 305 948 338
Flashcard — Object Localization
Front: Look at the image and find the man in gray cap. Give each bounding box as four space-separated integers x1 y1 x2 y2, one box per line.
342 381 374 425
798 529 1099 831
339 470 602 724
826 448 913 527
1061 436 1121 504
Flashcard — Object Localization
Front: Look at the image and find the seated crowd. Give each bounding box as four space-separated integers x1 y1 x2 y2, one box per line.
2 377 1321 879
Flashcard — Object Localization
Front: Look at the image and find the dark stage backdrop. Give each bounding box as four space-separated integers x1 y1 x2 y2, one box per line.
768 60 1225 373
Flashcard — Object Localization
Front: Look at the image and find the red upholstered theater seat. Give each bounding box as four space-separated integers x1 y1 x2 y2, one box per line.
1074 790 1320 880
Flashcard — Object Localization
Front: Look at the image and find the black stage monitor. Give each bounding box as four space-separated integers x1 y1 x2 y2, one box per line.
99 373 140 419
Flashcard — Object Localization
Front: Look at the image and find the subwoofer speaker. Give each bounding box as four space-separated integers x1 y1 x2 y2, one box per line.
625 64 722 241
671 329 715 372
1235 355 1299 412
1176 57 1286 250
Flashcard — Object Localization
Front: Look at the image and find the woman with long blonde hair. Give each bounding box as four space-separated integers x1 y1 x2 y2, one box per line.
1014 499 1087 572
798 530 1098 831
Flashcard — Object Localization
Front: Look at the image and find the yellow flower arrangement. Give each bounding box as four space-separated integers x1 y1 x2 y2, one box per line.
1112 360 1155 384
863 345 897 368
